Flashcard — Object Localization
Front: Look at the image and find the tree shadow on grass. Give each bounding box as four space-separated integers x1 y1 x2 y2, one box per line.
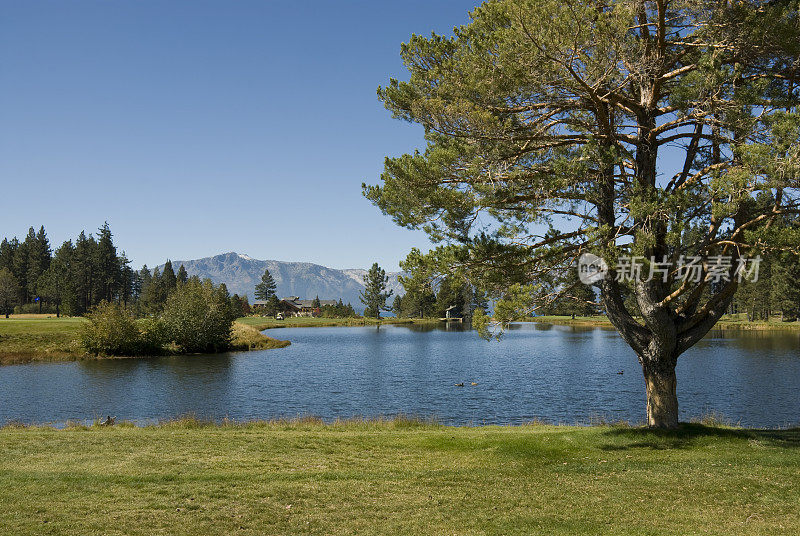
599 423 800 451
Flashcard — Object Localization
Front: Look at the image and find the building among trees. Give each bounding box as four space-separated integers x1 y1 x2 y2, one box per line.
253 296 339 317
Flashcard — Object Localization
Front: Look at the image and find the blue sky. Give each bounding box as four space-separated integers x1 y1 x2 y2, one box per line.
0 0 480 270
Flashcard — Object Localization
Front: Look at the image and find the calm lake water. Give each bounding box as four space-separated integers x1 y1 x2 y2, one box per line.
1 323 799 427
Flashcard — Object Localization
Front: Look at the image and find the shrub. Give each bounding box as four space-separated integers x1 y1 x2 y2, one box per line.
80 301 166 356
137 317 169 355
161 278 235 353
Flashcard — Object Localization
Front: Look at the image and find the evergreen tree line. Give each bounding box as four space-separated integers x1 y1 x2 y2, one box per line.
389 275 488 320
0 224 252 319
319 299 358 318
0 223 132 317
134 260 250 319
732 252 800 322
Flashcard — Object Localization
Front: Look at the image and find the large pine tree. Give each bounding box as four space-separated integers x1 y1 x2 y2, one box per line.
177 264 189 284
95 222 120 303
73 231 99 313
145 266 165 311
0 238 17 273
254 269 277 301
365 0 800 427
0 267 20 318
137 265 153 312
118 253 134 306
360 263 393 318
12 228 34 303
161 260 178 294
38 241 75 317
26 226 51 309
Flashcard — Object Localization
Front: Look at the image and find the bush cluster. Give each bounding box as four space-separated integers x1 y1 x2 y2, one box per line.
161 278 235 353
80 277 237 357
80 302 162 356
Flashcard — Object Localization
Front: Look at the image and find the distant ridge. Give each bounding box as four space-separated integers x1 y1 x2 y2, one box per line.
160 252 403 310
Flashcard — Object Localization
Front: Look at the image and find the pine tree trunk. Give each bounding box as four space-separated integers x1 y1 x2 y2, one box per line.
643 365 679 428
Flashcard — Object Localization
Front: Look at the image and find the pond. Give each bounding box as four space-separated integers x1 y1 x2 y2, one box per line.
1 323 799 427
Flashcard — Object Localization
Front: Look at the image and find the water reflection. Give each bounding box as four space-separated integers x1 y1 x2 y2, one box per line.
703 329 800 354
1 323 798 427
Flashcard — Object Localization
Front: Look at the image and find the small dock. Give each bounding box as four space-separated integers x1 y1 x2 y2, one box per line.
441 305 462 322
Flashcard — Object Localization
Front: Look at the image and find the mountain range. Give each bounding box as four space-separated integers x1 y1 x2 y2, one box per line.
160 252 404 308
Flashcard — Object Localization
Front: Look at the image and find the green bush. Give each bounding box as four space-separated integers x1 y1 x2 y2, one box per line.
80 279 238 357
161 278 235 353
80 301 166 356
136 316 169 355
80 302 162 356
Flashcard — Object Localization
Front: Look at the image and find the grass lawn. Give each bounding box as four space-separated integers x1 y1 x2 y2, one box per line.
0 316 86 364
529 315 615 327
0 316 288 365
0 420 798 535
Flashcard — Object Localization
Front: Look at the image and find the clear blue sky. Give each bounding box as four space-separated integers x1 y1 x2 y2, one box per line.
0 0 480 270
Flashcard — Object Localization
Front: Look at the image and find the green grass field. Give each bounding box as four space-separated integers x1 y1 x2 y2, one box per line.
0 420 798 535
0 316 86 364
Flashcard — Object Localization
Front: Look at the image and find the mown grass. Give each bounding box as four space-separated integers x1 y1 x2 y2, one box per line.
0 419 798 535
0 316 86 364
0 316 289 365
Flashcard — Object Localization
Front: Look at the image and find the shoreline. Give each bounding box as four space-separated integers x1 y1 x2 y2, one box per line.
0 319 290 367
236 316 444 331
529 315 800 331
4 314 799 367
0 316 441 366
4 414 798 431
